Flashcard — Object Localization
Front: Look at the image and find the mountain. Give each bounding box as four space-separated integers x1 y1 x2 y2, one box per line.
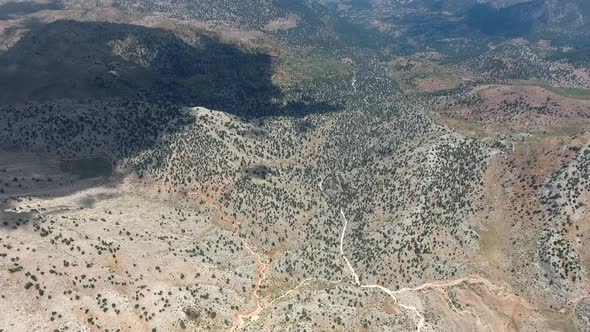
0 1 589 332
322 0 590 53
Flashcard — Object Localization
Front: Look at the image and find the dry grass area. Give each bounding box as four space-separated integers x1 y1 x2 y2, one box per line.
429 83 590 331
474 151 589 330
386 56 462 93
433 84 590 138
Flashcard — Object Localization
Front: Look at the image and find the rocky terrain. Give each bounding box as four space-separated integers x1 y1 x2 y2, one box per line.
0 0 588 331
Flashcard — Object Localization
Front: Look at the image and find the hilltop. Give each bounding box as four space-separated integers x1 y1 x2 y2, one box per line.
0 0 589 331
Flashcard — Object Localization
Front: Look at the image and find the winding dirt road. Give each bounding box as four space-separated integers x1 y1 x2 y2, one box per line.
121 174 587 331
188 192 268 332
120 176 268 332
338 208 543 331
337 207 590 330
338 209 427 331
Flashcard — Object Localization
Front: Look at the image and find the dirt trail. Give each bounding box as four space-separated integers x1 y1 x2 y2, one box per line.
338 209 426 331
338 209 539 331
120 176 268 332
187 192 268 332
338 207 590 330
188 191 268 331
120 174 586 331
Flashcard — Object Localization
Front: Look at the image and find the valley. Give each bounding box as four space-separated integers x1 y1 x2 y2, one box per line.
0 0 589 331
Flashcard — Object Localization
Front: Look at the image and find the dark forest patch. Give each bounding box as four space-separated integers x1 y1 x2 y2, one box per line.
60 157 112 179
244 164 273 180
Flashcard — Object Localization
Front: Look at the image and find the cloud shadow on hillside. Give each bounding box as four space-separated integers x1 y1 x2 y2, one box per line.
0 19 341 118
0 19 343 229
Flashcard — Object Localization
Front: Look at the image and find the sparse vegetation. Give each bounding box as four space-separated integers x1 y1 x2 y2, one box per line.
0 0 588 331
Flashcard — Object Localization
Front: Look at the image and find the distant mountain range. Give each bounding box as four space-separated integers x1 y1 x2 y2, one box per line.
322 0 590 38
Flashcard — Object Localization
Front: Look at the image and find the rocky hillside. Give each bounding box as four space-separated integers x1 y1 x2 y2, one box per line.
0 0 588 331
